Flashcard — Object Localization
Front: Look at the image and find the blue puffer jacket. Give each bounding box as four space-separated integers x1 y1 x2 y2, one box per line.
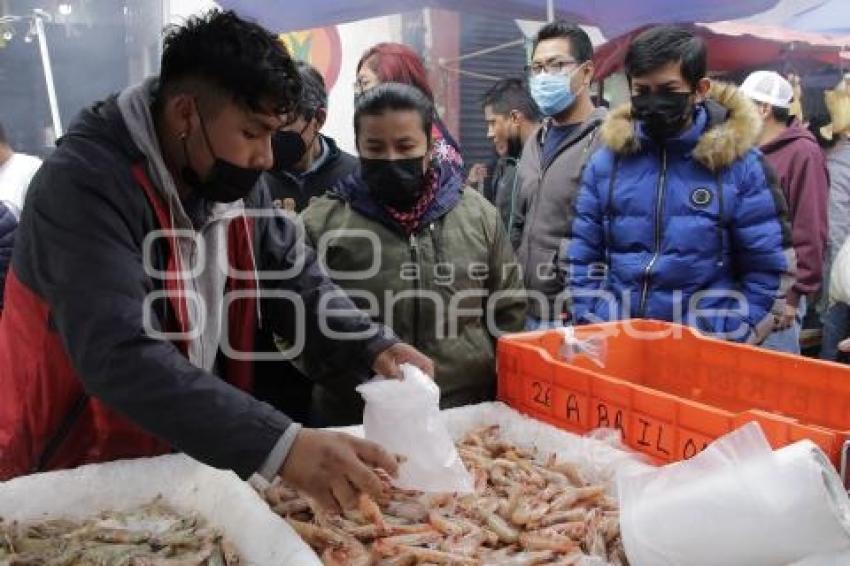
568 83 795 342
0 202 16 311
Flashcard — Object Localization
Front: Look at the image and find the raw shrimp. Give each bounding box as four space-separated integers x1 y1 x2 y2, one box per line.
481 548 556 565
584 508 609 559
518 531 578 553
377 530 443 547
439 529 488 557
538 507 589 527
359 493 388 533
480 509 520 544
261 426 628 565
428 511 470 536
320 539 371 566
0 499 239 565
510 497 550 526
550 485 607 511
375 540 479 565
385 499 430 523
286 518 349 548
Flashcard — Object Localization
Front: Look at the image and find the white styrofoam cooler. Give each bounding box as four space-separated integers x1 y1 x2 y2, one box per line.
0 402 647 565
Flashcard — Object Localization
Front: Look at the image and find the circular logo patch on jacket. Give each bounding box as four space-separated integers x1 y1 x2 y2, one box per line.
691 187 713 207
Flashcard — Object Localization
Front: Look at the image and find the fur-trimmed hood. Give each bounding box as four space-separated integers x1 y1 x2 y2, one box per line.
600 82 762 172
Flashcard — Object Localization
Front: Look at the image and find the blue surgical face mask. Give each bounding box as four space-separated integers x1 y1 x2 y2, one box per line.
529 63 586 117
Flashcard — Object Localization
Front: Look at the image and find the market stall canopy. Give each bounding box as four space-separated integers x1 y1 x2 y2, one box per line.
739 0 850 37
593 21 850 80
216 0 779 36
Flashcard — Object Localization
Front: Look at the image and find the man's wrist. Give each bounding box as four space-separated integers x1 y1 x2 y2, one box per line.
257 423 303 481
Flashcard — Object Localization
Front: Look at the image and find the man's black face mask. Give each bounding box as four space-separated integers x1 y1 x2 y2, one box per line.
631 91 695 141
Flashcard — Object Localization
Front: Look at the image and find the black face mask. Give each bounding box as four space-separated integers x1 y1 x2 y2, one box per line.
272 120 316 172
181 105 262 203
631 91 695 141
360 156 427 211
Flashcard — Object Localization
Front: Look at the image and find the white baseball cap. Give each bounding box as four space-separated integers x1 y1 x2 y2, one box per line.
740 70 794 109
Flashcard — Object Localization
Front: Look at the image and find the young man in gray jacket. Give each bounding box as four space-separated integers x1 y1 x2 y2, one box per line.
820 78 850 361
512 21 607 329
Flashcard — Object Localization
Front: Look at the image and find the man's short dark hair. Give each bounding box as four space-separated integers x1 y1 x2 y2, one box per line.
625 25 707 90
482 78 541 121
809 111 837 149
294 62 328 120
157 10 301 116
532 21 593 64
0 122 6 146
354 82 433 143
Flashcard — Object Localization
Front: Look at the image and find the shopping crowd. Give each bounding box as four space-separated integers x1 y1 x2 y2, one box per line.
0 9 848 512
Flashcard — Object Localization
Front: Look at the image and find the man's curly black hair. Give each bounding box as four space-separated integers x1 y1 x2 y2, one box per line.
157 10 301 117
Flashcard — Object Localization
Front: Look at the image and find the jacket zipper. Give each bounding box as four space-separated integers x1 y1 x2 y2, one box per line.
714 176 726 267
189 240 203 364
639 149 668 317
524 126 551 298
409 233 421 347
33 393 89 473
428 222 444 266
526 122 598 308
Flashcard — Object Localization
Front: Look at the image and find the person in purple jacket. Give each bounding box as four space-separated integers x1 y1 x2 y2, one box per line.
741 70 829 355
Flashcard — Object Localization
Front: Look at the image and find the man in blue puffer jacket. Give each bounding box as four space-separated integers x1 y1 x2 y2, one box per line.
0 201 15 312
568 26 795 343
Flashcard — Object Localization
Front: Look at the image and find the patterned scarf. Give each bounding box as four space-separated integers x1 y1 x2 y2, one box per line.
382 167 439 236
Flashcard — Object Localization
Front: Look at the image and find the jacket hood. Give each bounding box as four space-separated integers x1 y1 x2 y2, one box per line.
61 93 143 164
322 134 344 163
531 107 608 155
116 78 249 232
331 159 463 232
760 120 820 155
600 82 762 172
65 79 246 231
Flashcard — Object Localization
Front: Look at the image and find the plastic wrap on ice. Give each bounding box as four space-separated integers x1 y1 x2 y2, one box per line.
619 422 850 566
559 326 608 368
357 363 474 493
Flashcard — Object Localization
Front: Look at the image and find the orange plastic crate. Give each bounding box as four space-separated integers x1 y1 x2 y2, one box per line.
497 320 850 472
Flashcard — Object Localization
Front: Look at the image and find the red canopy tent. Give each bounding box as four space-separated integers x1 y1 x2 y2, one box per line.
593 22 850 81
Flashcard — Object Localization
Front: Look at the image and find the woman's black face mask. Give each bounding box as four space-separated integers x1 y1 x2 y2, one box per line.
360 156 427 210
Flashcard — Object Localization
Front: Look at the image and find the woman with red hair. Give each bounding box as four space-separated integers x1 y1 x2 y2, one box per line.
356 42 463 171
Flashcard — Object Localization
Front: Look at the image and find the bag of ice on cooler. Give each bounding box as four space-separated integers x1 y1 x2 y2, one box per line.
357 364 474 493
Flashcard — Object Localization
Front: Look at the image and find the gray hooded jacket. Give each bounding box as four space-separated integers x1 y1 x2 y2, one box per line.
511 107 607 320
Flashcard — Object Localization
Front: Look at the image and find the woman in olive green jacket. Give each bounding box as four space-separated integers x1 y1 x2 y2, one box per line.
301 83 526 425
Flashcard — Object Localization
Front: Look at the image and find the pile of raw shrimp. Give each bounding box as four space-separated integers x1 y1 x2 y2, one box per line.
261 425 628 565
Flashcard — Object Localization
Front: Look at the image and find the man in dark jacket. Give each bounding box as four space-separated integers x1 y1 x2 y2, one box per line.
256 62 358 424
741 70 829 354
512 21 607 330
0 11 432 514
266 62 358 214
0 201 15 312
480 78 541 233
568 26 795 343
